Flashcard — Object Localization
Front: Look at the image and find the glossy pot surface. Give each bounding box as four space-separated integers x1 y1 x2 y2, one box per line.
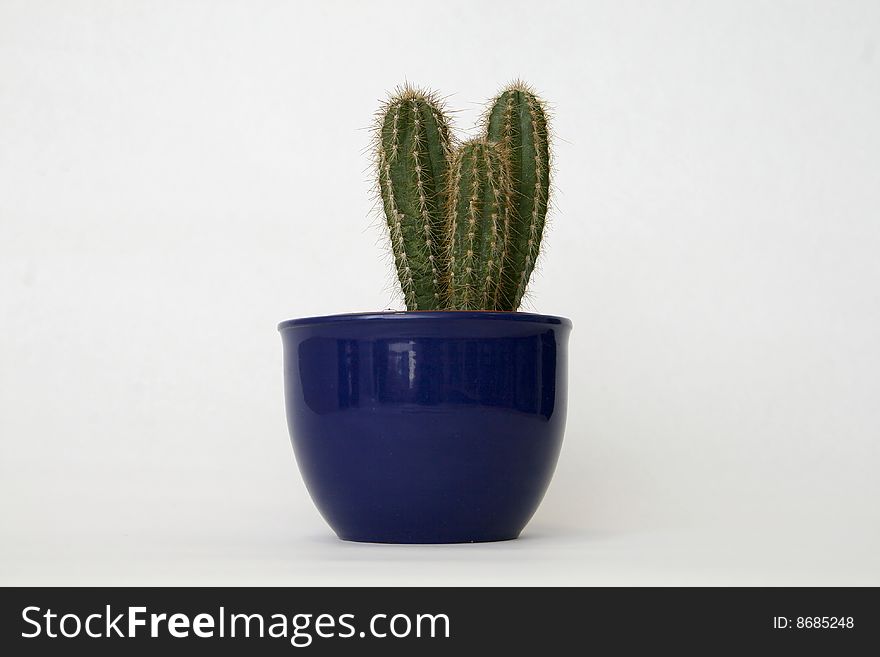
279 311 571 543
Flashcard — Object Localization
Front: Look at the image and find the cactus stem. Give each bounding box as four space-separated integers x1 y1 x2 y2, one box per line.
447 139 514 310
374 84 454 310
484 82 551 310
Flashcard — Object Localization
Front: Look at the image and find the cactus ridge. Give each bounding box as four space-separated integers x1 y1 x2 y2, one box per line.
374 81 551 312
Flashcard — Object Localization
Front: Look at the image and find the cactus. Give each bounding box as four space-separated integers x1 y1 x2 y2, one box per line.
376 85 453 310
446 140 513 310
485 82 551 310
374 81 552 312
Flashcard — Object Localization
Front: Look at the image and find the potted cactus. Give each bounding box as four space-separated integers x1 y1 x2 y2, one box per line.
279 82 571 543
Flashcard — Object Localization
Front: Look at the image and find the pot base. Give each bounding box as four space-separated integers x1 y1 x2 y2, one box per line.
337 532 520 545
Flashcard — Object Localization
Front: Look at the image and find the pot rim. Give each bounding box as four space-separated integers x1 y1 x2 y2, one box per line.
278 310 572 331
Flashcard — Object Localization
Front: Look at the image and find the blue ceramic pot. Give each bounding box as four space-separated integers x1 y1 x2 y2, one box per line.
278 311 572 544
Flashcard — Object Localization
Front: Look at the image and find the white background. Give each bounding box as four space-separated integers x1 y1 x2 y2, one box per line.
2 0 878 585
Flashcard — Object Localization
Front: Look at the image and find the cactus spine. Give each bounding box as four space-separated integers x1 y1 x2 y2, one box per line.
374 82 551 312
447 140 513 310
485 83 550 310
376 86 453 310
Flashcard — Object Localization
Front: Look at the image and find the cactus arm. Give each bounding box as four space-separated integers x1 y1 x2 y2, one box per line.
485 83 550 310
447 140 512 310
376 86 453 310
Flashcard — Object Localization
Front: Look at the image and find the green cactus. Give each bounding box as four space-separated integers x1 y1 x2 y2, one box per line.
374 81 551 312
376 85 453 310
485 82 551 310
446 140 513 310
